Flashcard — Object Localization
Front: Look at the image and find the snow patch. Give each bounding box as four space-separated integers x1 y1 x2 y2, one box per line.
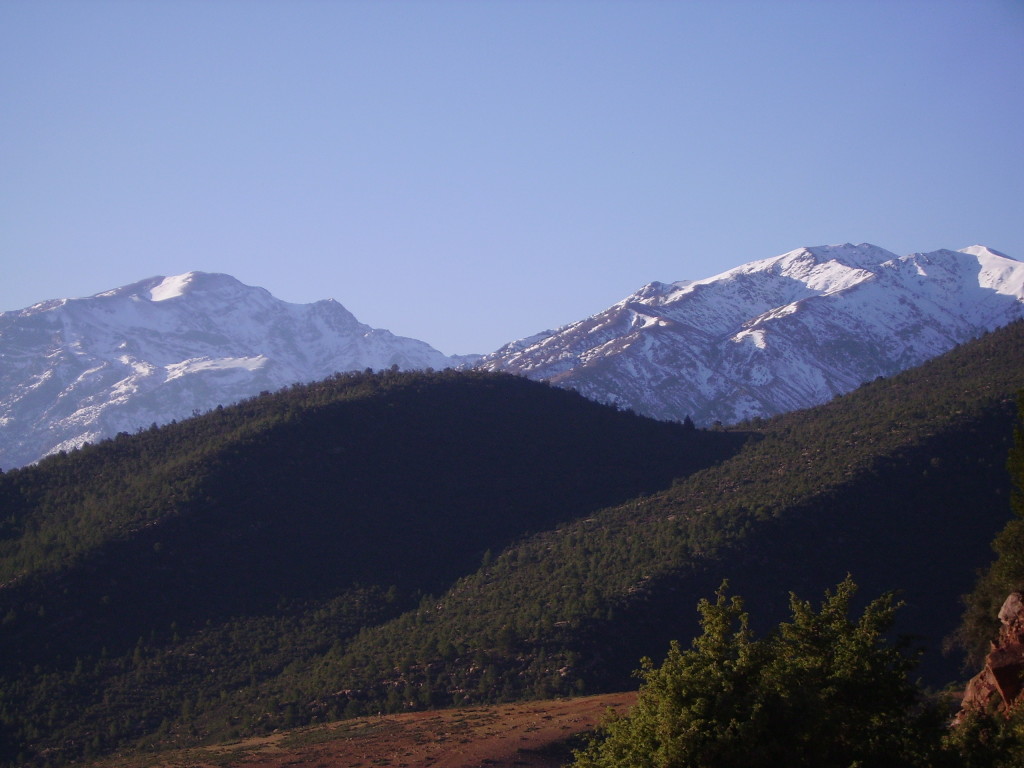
164 356 269 381
149 274 195 302
734 329 768 349
959 245 1012 261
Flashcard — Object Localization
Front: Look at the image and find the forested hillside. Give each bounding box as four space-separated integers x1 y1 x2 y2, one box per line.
315 321 1024 717
0 369 734 765
2 321 1024 766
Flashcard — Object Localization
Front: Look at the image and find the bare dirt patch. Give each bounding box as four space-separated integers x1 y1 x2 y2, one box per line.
100 692 635 768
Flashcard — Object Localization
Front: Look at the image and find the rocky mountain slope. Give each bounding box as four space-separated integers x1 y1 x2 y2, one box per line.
0 272 473 469
478 244 1024 424
3 243 1021 468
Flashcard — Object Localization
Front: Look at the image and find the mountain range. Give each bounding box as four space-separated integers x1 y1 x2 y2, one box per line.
0 272 475 469
1 243 1021 469
479 243 1024 424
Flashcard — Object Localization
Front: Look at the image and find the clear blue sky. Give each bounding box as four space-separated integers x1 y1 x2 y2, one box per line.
2 1 1022 355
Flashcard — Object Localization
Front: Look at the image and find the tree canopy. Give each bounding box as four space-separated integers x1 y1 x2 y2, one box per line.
573 577 946 768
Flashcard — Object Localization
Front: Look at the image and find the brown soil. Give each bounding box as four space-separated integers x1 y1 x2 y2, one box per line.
102 692 635 768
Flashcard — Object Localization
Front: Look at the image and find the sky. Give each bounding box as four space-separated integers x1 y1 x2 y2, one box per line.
2 1 1022 356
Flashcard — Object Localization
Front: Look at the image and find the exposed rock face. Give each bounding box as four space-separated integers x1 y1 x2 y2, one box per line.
959 593 1024 718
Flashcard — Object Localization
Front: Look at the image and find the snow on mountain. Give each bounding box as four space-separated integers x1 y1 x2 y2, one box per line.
0 272 474 469
5 244 1020 469
477 243 1024 426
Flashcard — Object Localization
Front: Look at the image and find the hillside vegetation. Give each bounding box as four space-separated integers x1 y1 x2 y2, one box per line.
0 369 734 764
1 321 1024 765
318 321 1023 713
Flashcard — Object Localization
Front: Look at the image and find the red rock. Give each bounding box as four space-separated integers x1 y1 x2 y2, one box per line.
957 593 1024 719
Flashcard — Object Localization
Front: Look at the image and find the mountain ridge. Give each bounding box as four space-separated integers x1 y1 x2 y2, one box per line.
479 243 1024 425
2 242 1021 469
0 271 475 469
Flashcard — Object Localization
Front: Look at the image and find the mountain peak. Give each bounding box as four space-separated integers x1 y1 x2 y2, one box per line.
89 271 250 304
959 245 1014 261
480 242 1024 427
0 273 467 468
144 272 255 302
790 243 898 269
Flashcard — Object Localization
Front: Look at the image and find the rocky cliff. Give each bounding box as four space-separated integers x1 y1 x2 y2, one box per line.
959 593 1024 718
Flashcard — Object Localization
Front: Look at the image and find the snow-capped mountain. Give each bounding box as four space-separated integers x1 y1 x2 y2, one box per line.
5 244 1021 469
0 272 474 469
477 244 1024 425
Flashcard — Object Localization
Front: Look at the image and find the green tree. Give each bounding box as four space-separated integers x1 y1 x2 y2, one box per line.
573 577 945 768
944 706 1024 768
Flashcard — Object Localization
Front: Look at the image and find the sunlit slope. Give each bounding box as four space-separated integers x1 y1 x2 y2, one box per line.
323 320 1024 711
479 244 1024 425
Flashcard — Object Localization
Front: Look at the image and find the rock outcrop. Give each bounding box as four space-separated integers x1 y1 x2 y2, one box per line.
958 592 1024 718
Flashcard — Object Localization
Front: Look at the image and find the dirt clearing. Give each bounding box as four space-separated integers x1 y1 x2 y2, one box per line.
100 692 635 768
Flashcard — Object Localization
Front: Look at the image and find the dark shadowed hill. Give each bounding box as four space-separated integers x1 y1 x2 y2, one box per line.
0 369 738 764
2 321 1024 765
